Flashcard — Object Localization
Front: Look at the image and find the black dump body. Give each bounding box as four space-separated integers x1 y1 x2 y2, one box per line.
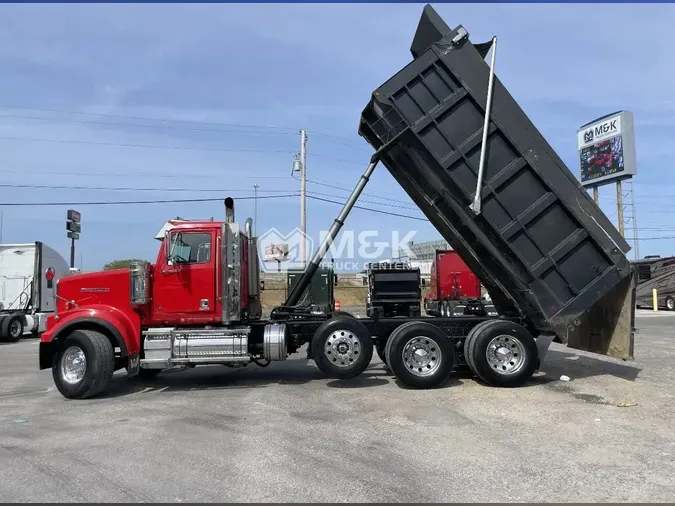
358 4 635 359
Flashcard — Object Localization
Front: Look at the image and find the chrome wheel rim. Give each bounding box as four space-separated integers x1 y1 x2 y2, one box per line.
486 335 526 375
402 336 442 377
668 299 674 310
61 346 87 384
324 330 361 368
9 320 21 338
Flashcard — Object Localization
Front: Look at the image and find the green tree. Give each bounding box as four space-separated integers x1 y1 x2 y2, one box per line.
103 259 147 271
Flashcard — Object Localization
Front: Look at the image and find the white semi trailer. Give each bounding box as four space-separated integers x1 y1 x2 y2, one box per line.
0 241 71 342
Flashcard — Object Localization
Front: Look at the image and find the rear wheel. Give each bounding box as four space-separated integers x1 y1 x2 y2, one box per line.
463 319 497 374
311 317 373 379
386 321 455 389
666 296 675 311
1 314 24 343
464 320 538 388
52 329 115 399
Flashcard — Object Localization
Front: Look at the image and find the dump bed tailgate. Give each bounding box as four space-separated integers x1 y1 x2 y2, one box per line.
358 5 635 359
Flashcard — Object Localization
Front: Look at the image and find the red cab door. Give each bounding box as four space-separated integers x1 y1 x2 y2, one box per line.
153 229 219 325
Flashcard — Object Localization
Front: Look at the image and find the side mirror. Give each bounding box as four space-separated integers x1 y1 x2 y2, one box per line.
421 278 426 287
164 230 171 262
333 274 338 286
260 280 265 291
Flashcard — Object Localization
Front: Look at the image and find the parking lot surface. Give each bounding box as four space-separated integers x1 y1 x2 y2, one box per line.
1 310 675 502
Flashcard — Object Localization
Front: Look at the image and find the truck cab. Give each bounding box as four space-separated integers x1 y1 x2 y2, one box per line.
39 198 272 399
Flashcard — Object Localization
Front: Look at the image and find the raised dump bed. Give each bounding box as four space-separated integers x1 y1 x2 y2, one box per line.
358 4 635 359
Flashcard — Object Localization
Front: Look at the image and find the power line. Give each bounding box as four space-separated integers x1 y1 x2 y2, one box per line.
0 182 417 209
0 103 297 131
0 182 296 194
0 193 300 207
305 194 427 221
0 103 370 149
290 173 415 205
0 135 295 154
0 134 363 164
0 174 417 208
0 112 300 136
2 169 292 180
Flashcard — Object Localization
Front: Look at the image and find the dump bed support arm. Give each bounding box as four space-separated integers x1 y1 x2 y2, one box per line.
470 35 498 215
284 157 380 307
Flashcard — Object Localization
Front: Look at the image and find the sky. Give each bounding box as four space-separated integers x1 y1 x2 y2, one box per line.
1 2 674 272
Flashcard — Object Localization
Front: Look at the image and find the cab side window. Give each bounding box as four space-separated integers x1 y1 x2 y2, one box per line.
169 232 212 265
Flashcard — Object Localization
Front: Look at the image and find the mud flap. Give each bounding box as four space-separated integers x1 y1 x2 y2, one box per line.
126 353 140 377
563 273 636 360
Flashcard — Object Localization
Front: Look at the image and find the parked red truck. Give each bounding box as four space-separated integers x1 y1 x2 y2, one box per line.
39 4 636 400
424 250 497 317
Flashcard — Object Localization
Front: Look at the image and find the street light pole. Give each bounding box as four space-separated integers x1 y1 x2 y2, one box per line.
299 129 307 267
253 184 259 237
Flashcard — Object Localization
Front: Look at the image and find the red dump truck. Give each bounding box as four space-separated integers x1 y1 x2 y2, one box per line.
424 249 497 317
39 4 636 399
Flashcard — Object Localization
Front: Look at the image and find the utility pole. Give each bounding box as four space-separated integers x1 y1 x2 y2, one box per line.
253 184 259 237
300 129 308 266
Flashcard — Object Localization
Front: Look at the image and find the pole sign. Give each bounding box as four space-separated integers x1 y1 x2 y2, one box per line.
577 110 637 188
67 209 81 240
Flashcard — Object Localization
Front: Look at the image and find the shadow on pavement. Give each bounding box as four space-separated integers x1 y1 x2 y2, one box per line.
538 349 642 383
101 360 394 399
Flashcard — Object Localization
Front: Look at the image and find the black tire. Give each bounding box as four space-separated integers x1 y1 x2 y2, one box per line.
1 314 24 343
52 329 115 399
385 321 455 389
311 316 373 380
666 296 675 311
463 319 497 375
465 320 538 388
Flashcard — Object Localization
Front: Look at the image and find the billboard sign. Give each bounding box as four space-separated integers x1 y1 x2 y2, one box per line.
264 243 290 262
577 110 637 187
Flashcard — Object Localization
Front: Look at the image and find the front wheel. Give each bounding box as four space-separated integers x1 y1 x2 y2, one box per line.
52 329 115 399
311 316 373 380
385 321 455 389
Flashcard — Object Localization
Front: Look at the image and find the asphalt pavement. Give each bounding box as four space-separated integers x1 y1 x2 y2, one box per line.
1 309 674 502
